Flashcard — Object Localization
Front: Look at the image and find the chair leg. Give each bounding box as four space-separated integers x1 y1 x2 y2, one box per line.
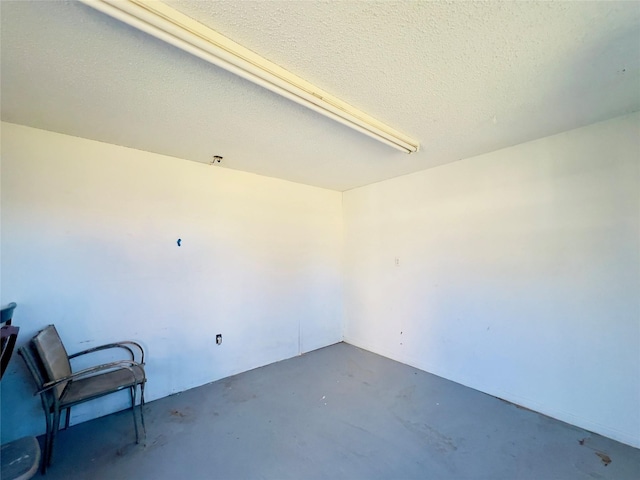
130 386 139 444
64 407 71 430
49 408 61 467
140 383 146 435
41 411 53 474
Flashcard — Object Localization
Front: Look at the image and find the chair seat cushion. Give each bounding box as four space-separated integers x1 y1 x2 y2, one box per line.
60 365 145 407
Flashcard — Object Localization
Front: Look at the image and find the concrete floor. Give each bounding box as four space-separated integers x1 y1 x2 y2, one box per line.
35 343 639 479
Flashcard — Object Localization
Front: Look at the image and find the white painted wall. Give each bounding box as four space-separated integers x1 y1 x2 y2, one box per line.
0 122 343 442
3 113 638 448
343 112 640 448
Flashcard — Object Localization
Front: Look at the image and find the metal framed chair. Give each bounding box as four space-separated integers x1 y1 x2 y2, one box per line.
18 325 146 473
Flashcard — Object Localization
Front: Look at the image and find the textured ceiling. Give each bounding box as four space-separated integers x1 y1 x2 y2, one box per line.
2 1 639 191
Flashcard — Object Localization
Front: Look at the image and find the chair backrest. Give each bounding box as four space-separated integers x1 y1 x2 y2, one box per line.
19 340 56 414
32 325 72 398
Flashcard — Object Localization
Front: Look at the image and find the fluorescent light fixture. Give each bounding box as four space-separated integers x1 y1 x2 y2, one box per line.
79 0 419 154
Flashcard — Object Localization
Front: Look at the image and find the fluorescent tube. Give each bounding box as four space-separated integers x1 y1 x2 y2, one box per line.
79 0 419 153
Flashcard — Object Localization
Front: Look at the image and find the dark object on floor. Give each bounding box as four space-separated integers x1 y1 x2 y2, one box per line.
18 325 147 474
596 452 613 466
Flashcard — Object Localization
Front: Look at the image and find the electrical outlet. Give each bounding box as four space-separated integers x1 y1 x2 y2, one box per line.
216 334 222 345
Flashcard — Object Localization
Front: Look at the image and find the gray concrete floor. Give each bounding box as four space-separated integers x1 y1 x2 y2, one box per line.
36 343 639 479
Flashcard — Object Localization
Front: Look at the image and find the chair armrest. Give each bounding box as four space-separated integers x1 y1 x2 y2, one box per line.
69 341 145 364
36 360 145 395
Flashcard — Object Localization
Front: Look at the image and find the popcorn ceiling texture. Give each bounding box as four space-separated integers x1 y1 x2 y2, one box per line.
2 1 639 190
